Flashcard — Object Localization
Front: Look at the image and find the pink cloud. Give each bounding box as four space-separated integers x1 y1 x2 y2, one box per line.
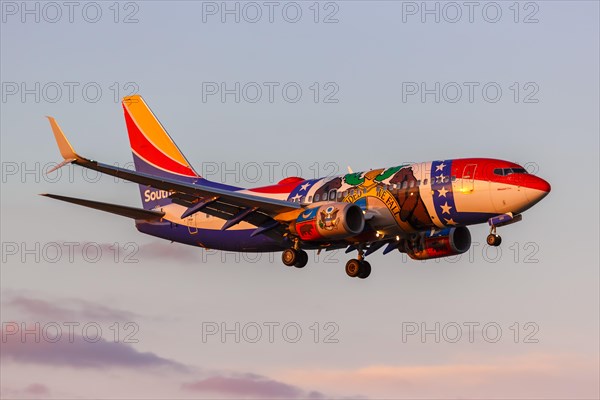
182 373 324 399
23 383 50 396
276 353 598 399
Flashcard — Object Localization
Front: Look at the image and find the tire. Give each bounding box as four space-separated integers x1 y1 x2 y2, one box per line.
282 248 298 266
487 234 501 247
494 235 502 246
358 261 371 279
345 259 361 278
294 250 308 268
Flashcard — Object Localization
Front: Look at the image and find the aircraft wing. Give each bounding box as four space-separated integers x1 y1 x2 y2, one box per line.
40 193 166 221
45 117 302 233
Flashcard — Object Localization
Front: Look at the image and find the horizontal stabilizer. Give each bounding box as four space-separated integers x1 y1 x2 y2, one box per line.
40 193 165 221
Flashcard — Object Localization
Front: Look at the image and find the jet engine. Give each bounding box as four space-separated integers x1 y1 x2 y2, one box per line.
403 227 471 260
292 202 365 241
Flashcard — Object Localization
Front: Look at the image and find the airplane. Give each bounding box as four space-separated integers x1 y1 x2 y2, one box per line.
42 95 551 279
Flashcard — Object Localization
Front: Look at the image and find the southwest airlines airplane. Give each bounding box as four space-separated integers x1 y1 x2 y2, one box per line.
43 95 551 279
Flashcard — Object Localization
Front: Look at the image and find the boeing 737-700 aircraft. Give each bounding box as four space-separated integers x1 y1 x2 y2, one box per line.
42 95 551 279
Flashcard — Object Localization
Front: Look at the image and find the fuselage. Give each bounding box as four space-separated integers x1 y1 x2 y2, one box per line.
136 157 551 252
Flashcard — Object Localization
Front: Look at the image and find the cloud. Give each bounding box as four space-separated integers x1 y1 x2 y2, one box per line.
5 294 138 322
23 383 50 396
276 353 598 399
0 383 50 399
181 373 325 399
1 330 187 372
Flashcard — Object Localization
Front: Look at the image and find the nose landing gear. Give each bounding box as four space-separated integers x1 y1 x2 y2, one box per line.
486 226 502 247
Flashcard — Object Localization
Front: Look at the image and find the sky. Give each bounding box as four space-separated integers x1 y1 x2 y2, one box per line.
1 1 599 399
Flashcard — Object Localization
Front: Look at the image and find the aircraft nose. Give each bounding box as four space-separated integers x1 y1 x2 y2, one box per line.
524 176 551 204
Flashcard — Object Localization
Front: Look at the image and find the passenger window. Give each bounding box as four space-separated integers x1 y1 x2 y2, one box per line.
315 194 320 202
443 176 449 183
402 181 408 189
451 176 456 182
409 180 415 188
423 178 428 185
343 190 348 197
300 196 305 203
417 180 421 186
308 195 313 202
330 191 336 200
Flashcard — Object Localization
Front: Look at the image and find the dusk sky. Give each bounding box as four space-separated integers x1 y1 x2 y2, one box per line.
1 1 599 399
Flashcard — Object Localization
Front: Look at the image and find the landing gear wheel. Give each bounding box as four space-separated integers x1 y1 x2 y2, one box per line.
294 250 308 268
282 248 298 266
345 259 362 278
486 234 502 247
358 261 371 279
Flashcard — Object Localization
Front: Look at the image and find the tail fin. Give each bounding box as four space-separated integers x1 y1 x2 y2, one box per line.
122 95 200 210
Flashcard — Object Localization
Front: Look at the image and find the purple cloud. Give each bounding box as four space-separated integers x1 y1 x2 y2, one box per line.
182 373 324 399
5 294 138 322
1 331 187 372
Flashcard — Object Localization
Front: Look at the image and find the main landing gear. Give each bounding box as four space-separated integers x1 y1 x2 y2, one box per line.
281 248 308 268
345 247 371 279
281 239 372 279
487 225 502 247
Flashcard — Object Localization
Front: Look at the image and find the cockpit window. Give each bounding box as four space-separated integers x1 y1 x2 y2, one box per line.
494 168 529 176
509 168 528 174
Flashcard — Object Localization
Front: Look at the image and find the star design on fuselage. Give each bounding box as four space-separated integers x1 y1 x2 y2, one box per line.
440 202 452 214
299 182 311 192
291 193 302 202
444 218 457 225
437 187 449 197
436 163 446 172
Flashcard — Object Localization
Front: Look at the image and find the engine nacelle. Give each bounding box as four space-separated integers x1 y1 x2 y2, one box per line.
404 226 471 260
292 202 365 241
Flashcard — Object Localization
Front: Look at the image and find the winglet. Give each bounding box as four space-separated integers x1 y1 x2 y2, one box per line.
46 116 79 160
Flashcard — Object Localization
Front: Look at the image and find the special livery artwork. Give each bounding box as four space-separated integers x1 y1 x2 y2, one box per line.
288 163 445 233
42 95 551 279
